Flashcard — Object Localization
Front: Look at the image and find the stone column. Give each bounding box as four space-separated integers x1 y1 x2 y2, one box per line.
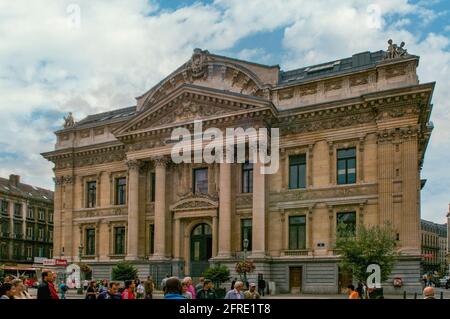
153 157 168 259
212 215 218 257
126 160 140 260
252 160 266 257
217 162 231 257
173 217 181 258
62 176 74 261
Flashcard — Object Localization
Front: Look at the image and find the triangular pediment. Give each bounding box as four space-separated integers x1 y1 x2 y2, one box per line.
113 84 273 138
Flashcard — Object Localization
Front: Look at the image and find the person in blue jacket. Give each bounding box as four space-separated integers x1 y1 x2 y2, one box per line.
164 277 185 299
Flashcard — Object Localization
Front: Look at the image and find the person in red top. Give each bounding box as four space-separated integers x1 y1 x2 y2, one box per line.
121 280 136 299
37 271 59 299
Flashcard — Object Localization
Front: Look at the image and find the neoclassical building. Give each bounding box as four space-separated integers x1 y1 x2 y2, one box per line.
43 43 434 293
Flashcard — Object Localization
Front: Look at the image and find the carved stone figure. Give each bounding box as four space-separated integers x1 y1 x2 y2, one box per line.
63 112 75 128
384 39 409 60
189 48 209 78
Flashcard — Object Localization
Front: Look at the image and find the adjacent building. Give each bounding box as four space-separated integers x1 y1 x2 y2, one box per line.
42 43 434 293
0 174 54 264
421 219 447 274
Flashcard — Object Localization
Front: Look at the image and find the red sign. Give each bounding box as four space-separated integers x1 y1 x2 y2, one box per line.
55 259 67 266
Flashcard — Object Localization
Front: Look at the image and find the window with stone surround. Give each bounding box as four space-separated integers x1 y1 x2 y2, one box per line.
114 226 125 255
26 246 33 258
1 200 9 215
26 225 33 239
14 203 22 218
38 209 45 221
85 228 96 255
336 211 356 236
86 181 97 208
193 168 208 194
1 220 9 236
289 155 306 189
241 162 253 193
48 211 53 223
337 148 356 184
14 222 22 239
115 177 127 205
27 207 34 219
289 216 306 250
38 227 44 240
241 219 252 251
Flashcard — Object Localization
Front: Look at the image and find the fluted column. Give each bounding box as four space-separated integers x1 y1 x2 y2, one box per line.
218 162 231 257
126 160 140 260
153 157 168 259
252 160 266 257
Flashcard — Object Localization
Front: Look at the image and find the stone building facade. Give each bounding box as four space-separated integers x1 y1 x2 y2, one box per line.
43 44 434 293
0 174 54 264
421 219 447 274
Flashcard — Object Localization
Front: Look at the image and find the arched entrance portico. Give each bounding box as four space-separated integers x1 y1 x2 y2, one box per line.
190 223 212 277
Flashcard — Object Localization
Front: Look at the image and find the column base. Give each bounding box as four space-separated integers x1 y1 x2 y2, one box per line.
148 254 170 261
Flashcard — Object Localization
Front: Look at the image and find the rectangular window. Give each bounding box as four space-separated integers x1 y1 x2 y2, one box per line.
193 168 208 194
149 224 155 255
48 229 53 242
38 227 44 240
337 148 356 185
114 226 125 255
115 177 126 205
38 246 44 257
49 248 53 258
85 228 96 255
242 162 253 193
26 226 33 239
241 219 252 251
0 200 8 214
289 216 306 250
14 203 22 218
38 209 45 221
27 207 34 219
1 221 9 236
48 211 53 223
27 246 33 258
336 212 356 236
86 181 97 208
14 222 22 239
150 173 156 202
289 155 306 189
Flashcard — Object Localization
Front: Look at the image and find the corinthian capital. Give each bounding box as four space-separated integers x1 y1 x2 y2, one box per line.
152 156 170 167
126 159 142 171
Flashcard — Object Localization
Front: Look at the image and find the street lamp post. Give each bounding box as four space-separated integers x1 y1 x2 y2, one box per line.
77 244 83 294
243 238 249 289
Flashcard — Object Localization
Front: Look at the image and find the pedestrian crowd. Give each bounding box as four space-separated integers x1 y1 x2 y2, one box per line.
0 271 262 300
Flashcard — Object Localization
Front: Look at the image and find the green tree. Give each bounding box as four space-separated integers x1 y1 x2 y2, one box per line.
111 262 138 281
203 264 230 299
203 264 230 287
334 222 398 297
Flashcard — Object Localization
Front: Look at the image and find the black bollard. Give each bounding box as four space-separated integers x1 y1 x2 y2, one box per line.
414 292 417 299
440 291 443 299
403 291 406 299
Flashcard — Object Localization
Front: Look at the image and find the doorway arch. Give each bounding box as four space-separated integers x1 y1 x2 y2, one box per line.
190 223 212 277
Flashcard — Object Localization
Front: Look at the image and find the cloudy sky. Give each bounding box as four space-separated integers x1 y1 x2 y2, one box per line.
0 0 449 223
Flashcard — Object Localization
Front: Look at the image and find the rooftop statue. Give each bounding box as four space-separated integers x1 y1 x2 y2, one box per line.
384 39 408 60
63 112 75 128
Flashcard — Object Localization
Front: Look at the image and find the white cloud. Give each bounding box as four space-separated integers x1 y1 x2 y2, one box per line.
0 0 448 222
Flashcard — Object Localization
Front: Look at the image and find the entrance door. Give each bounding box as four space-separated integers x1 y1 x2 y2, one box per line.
190 223 212 277
289 267 302 293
